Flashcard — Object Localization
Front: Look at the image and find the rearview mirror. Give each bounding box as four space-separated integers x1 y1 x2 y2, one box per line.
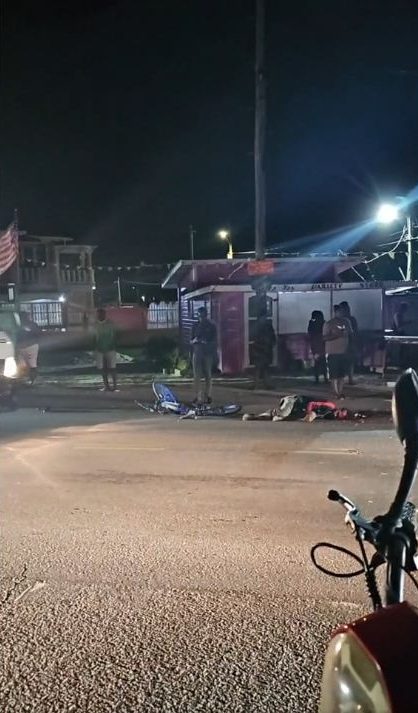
392 368 418 443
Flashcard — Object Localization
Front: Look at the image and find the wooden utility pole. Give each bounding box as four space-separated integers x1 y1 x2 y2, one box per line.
189 224 196 261
254 0 266 260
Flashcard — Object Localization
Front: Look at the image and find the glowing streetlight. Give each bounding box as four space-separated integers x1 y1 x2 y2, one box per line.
376 203 399 224
376 201 413 280
218 229 233 259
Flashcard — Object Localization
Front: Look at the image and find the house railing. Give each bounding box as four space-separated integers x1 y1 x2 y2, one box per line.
60 268 92 284
20 266 57 288
147 301 179 329
20 266 93 286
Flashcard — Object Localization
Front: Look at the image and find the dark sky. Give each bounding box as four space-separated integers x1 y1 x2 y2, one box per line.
2 0 418 263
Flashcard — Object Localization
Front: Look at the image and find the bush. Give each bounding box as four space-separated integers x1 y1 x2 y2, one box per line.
144 336 185 372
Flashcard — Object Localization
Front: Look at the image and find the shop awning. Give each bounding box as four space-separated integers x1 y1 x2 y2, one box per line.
162 257 363 290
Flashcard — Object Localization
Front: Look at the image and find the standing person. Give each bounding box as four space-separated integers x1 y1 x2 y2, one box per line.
94 308 118 392
392 302 410 368
340 301 358 385
392 302 409 335
253 308 276 389
307 310 327 384
17 311 41 385
323 304 353 399
191 306 217 404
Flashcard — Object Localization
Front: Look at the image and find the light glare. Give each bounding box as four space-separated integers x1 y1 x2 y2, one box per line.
376 203 399 224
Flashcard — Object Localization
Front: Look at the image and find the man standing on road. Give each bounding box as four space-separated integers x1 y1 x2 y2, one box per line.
94 308 118 392
191 306 217 404
323 304 352 399
17 311 41 385
253 308 276 389
340 301 358 385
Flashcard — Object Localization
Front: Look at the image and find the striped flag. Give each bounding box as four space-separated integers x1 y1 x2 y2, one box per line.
0 222 18 276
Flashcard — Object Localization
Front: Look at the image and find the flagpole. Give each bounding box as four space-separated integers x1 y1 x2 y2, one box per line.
13 208 20 302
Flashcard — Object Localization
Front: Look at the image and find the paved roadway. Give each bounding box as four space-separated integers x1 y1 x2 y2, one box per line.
0 408 412 712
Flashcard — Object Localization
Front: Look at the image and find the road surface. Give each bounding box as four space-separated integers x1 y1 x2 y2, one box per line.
0 408 411 712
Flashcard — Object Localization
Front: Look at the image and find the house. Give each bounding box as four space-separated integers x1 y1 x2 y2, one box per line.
162 257 411 374
15 234 96 329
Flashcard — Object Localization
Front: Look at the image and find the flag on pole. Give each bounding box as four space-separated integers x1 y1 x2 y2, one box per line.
0 222 19 276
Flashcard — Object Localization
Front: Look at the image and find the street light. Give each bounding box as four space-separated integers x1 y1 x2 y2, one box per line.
376 201 414 280
218 229 233 259
376 203 399 225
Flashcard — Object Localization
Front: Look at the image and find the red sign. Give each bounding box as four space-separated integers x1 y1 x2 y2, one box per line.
247 260 275 276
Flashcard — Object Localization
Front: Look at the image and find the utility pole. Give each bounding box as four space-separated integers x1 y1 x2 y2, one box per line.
406 214 413 281
116 275 122 305
189 225 196 261
254 0 266 260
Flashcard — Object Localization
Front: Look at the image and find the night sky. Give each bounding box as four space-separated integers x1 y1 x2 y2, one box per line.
2 0 418 263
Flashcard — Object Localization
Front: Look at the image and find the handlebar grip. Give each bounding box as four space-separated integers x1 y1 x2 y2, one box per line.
328 490 340 502
402 501 417 527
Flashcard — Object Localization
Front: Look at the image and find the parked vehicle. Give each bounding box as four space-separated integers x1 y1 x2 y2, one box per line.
0 328 18 408
313 368 418 712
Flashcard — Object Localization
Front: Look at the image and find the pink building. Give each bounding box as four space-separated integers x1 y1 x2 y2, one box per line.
163 258 410 375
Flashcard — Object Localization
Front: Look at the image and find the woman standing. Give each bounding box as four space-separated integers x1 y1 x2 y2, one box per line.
307 310 328 384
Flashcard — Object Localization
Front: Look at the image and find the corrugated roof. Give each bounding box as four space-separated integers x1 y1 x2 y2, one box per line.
162 257 363 289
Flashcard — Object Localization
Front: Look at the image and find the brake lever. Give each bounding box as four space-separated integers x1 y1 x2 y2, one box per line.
329 490 375 539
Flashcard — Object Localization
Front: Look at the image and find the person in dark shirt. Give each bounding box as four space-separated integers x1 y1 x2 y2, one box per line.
253 309 276 389
307 310 327 384
191 307 217 404
392 302 409 335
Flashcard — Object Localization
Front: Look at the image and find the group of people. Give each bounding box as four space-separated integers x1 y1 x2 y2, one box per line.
15 300 360 403
190 305 277 403
308 301 358 399
191 302 361 405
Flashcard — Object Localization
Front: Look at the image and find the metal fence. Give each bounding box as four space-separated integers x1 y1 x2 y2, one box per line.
20 301 64 328
147 301 179 329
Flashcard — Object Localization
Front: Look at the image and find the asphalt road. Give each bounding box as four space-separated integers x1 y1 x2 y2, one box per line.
0 408 412 712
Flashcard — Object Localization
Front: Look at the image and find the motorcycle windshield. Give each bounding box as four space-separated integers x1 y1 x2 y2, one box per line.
319 631 392 713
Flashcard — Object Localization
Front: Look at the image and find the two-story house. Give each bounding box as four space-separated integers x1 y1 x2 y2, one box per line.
16 234 96 329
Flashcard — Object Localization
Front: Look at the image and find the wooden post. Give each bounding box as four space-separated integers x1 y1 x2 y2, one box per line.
254 0 266 260
189 225 196 261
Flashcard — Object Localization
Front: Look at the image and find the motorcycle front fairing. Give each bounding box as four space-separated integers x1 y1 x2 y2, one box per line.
319 602 418 713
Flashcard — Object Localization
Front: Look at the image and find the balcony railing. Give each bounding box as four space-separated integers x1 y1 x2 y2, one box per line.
60 268 92 284
20 266 93 287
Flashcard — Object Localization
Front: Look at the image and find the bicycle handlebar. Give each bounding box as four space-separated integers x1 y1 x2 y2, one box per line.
328 489 377 541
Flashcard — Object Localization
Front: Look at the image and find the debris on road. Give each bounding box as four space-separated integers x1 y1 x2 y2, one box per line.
1 564 27 605
14 580 46 604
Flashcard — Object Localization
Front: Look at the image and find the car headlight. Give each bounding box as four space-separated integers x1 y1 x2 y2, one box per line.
4 356 18 378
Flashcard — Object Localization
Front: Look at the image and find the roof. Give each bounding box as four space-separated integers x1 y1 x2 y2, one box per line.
162 257 362 290
25 234 73 244
23 235 96 251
